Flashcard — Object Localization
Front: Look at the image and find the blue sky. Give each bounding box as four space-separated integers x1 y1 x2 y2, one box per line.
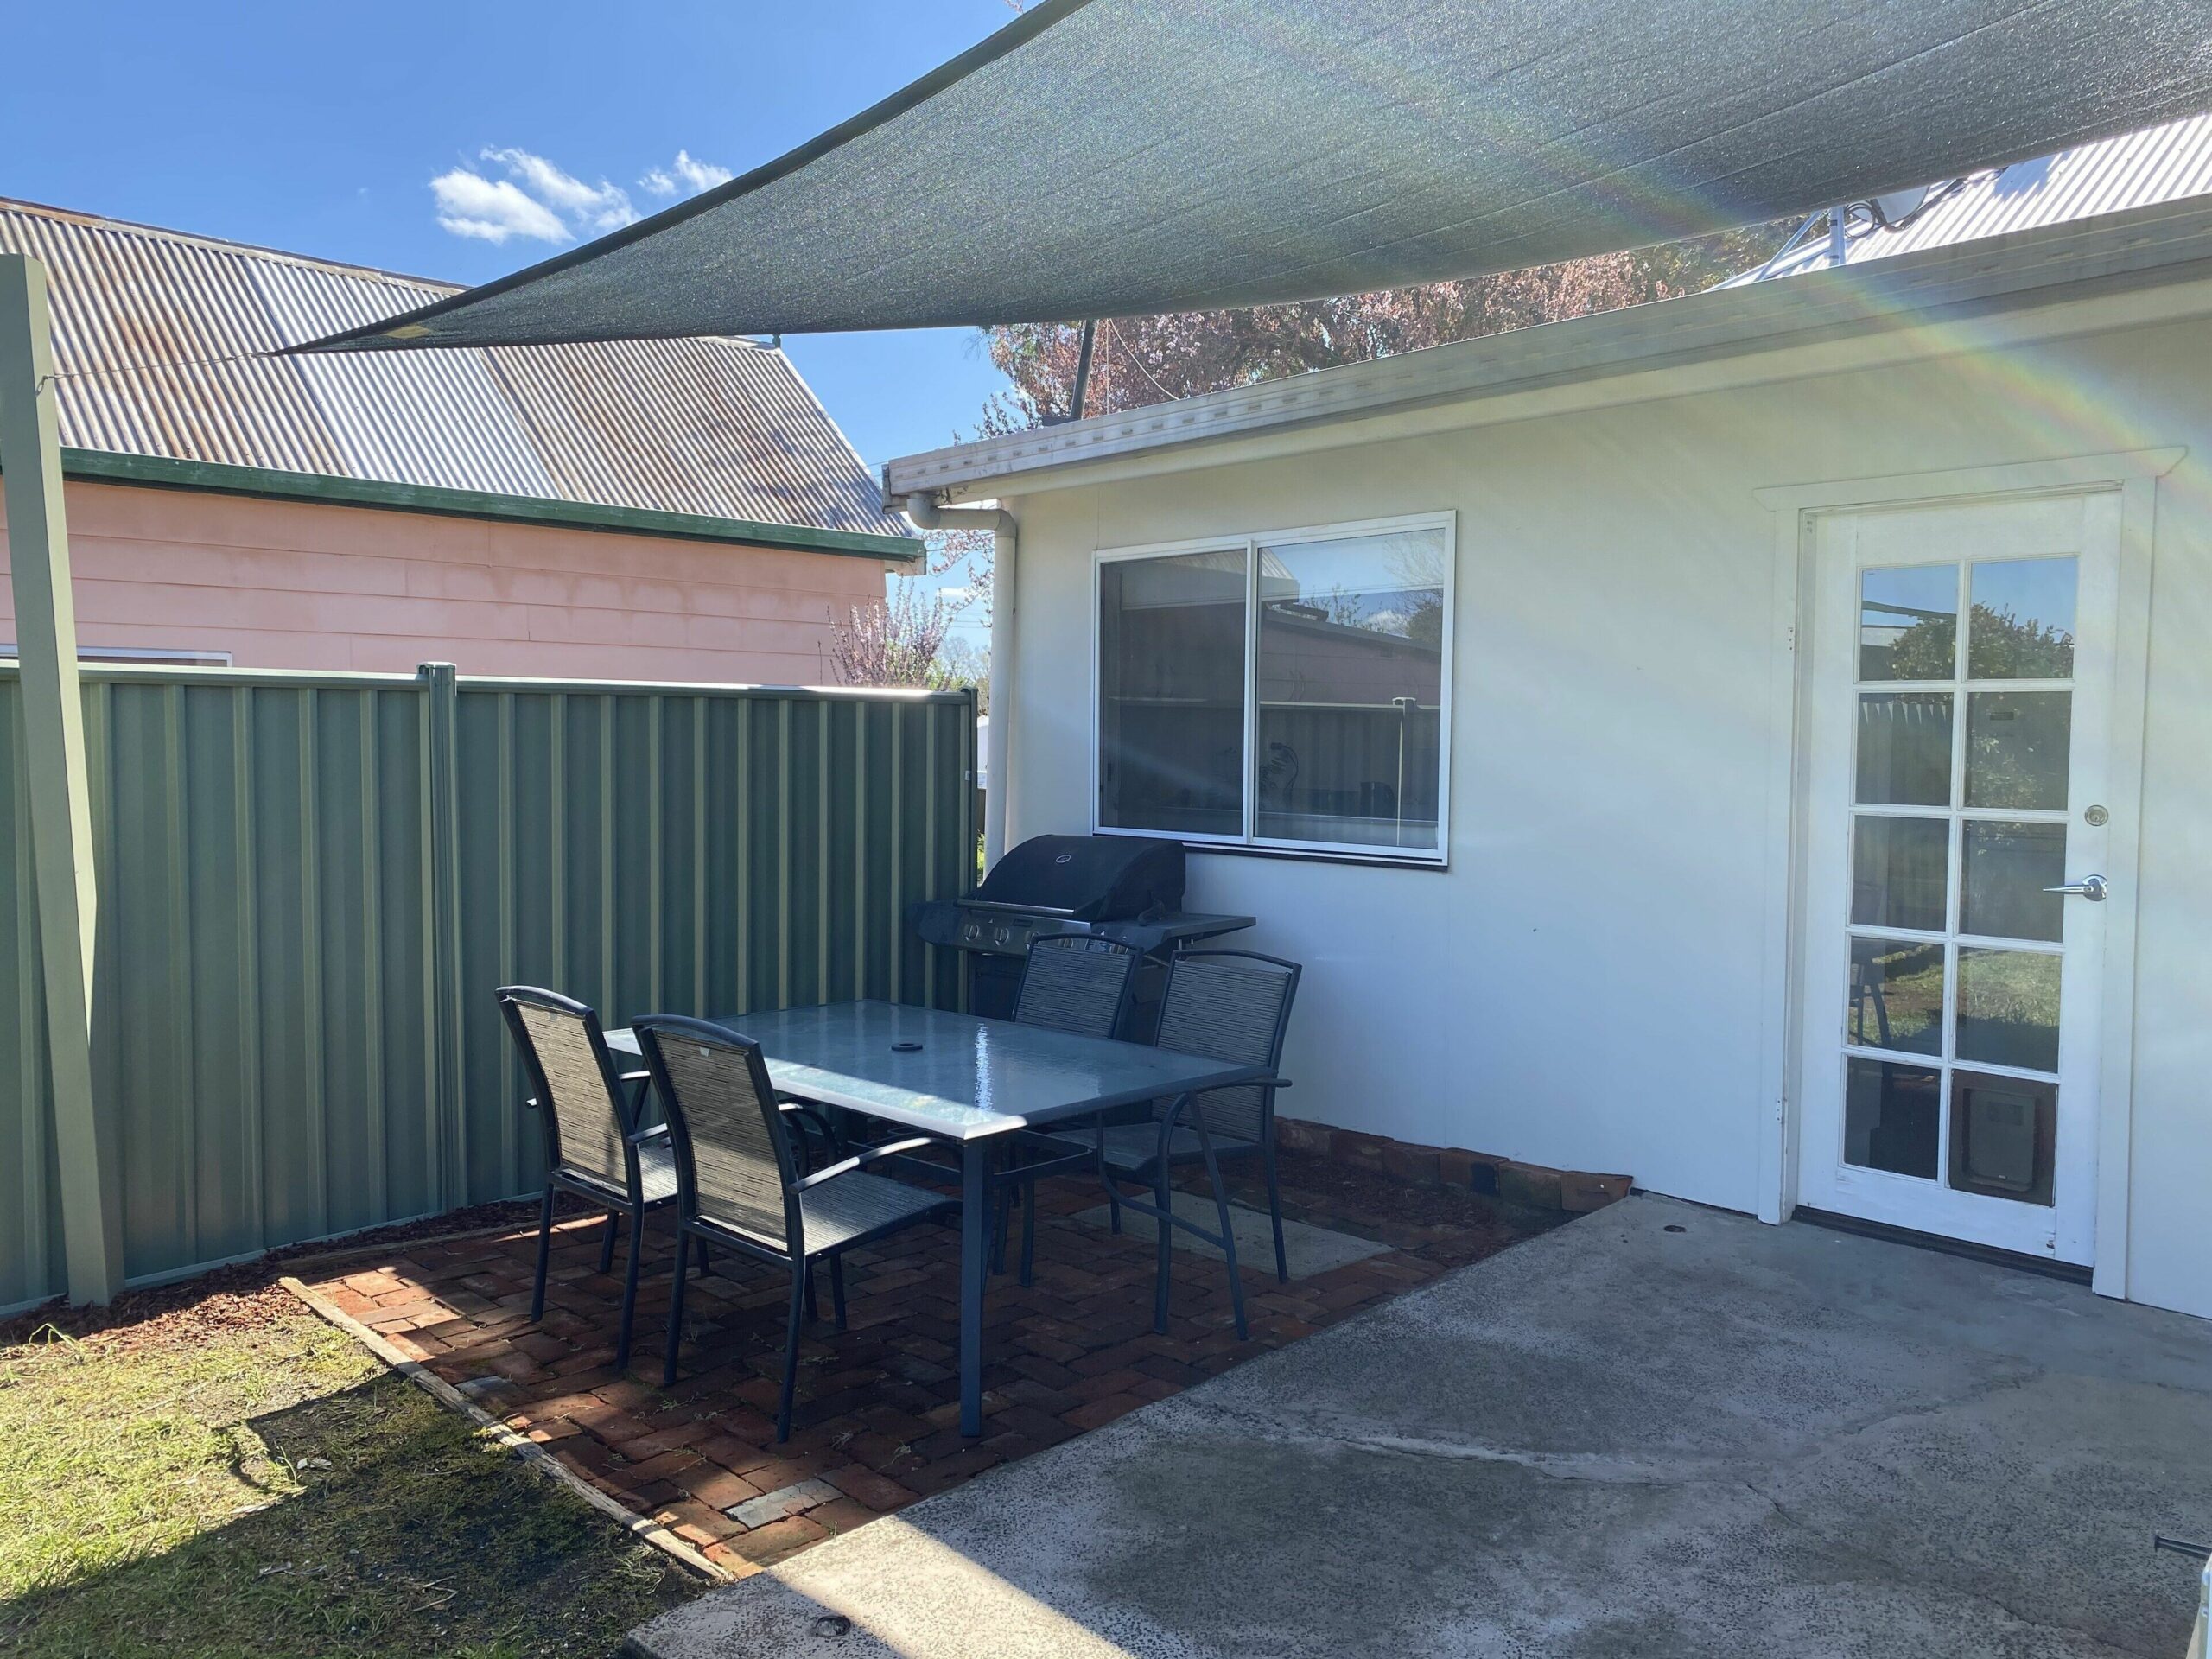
0 0 1020 474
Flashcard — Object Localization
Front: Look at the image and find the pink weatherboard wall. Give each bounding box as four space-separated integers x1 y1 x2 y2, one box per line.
0 480 892 682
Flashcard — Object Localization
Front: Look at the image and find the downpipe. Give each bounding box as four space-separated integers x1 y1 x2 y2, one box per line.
898 493 1016 870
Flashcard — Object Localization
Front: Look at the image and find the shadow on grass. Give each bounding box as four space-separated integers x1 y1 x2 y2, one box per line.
1 1370 701 1659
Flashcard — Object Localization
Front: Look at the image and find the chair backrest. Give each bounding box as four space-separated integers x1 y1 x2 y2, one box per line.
1014 934 1140 1040
632 1014 800 1253
1153 950 1301 1141
498 986 634 1191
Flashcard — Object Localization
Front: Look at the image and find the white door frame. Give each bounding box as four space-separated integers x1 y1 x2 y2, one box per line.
1753 449 2177 1300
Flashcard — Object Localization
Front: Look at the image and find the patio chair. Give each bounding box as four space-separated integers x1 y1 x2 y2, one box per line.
1012 932 1140 1038
632 1014 957 1441
1098 950 1300 1340
993 935 1141 1282
498 985 680 1373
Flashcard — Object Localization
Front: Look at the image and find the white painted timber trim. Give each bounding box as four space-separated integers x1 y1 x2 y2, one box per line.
1752 448 2182 1273
889 198 2212 505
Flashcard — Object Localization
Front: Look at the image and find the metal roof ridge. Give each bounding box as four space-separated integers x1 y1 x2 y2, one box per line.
884 193 2212 500
0 195 466 293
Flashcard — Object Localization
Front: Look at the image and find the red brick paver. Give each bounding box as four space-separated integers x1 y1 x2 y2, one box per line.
304 1150 1542 1572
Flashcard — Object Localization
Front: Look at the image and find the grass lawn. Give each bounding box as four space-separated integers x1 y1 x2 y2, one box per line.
0 1279 702 1658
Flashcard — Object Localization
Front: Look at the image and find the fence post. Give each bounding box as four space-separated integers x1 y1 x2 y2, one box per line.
419 663 467 1210
0 256 122 1304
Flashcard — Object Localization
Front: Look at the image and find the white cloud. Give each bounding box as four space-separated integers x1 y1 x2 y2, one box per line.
479 146 636 232
430 146 638 245
434 145 734 246
429 168 570 244
638 150 734 200
671 149 734 193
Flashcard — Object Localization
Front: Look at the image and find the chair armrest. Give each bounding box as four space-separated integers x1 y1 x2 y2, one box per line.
627 1123 671 1147
619 1069 651 1084
792 1136 937 1192
776 1099 847 1167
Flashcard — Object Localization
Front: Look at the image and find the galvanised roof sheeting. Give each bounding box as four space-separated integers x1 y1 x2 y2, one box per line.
8 205 341 474
480 335 891 531
1731 114 2212 284
252 257 563 499
0 200 909 541
299 0 2212 352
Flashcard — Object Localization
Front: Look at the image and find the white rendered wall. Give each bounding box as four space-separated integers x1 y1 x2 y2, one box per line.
997 314 2212 1319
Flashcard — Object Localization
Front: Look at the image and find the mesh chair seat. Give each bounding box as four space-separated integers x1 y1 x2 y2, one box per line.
1098 1121 1257 1173
562 1138 677 1206
689 1165 950 1255
800 1171 952 1254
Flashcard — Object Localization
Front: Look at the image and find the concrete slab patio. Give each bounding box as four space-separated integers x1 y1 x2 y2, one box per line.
630 1194 2212 1658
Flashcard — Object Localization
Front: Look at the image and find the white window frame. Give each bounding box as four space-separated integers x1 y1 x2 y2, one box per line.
1090 510 1455 866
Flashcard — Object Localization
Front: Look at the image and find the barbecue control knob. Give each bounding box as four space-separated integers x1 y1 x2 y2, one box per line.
995 926 1011 946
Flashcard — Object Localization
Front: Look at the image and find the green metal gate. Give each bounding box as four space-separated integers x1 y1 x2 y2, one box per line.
0 663 975 1313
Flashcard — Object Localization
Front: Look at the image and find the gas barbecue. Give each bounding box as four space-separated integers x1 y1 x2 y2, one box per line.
910 834 1254 1039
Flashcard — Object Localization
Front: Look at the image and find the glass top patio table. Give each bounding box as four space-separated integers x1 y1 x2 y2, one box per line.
605 999 1266 1439
605 1000 1267 1141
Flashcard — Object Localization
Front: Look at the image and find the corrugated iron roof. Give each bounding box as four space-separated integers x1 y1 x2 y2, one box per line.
1727 113 2212 285
0 198 911 543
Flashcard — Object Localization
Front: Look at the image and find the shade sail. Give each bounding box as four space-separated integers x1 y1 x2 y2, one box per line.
304 0 2212 352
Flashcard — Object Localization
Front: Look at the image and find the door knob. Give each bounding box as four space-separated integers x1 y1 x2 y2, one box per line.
2043 874 2108 902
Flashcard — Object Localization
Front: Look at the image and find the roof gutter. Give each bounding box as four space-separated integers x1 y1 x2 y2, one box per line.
885 194 2212 503
27 447 922 562
898 492 1018 868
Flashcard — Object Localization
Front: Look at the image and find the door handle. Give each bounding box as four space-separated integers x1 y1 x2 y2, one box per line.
2043 874 2108 902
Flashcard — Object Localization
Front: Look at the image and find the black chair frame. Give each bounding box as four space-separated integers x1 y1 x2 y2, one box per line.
499 984 676 1373
634 1014 956 1442
1096 949 1301 1341
954 934 1145 1287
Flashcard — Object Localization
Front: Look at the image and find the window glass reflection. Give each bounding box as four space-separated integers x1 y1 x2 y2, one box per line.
1097 550 1247 836
1254 529 1446 850
1965 691 2070 811
1851 816 1949 932
1861 565 1958 681
1969 559 2075 679
1845 1058 1940 1179
1960 820 2066 943
1846 936 1944 1055
1956 948 2061 1073
1856 693 1953 806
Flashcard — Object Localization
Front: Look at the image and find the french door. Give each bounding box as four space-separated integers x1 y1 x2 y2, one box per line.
1796 491 2120 1264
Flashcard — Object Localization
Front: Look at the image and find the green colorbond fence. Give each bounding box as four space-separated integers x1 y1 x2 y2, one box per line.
0 663 975 1313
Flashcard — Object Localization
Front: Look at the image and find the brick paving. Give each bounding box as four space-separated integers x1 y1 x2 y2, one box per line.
304 1150 1548 1579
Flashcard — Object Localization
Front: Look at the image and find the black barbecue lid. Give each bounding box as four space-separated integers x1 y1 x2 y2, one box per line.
975 834 1185 922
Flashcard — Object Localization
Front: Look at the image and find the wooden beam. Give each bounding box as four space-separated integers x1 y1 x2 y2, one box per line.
0 254 121 1304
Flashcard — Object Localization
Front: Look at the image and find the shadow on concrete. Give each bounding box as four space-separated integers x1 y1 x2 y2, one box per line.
631 1196 2212 1659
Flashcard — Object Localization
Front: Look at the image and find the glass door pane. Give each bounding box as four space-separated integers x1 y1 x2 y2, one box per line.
1840 555 2076 1199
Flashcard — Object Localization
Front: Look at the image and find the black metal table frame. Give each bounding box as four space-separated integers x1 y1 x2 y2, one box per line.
609 1003 1268 1437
